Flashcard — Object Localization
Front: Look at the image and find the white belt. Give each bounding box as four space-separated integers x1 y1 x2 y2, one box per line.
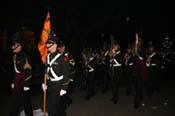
146 63 150 67
137 54 143 60
14 64 20 73
128 62 133 66
111 59 122 67
89 69 94 72
113 64 122 67
151 63 157 66
138 56 143 60
49 75 63 81
88 65 94 72
110 64 122 67
146 63 157 67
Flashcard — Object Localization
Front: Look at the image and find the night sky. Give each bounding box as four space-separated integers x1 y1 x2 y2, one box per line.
0 0 172 47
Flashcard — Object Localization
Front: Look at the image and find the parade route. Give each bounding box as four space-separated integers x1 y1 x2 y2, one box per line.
0 77 174 116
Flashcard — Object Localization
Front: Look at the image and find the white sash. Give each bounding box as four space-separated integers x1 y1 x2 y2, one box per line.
47 53 63 81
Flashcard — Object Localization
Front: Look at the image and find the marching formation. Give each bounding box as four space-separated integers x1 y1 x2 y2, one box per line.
80 35 163 109
7 27 174 116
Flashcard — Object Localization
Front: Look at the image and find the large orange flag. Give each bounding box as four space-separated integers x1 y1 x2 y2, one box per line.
38 11 51 64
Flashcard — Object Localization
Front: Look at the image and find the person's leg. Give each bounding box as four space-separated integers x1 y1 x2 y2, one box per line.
23 91 33 116
10 95 22 116
47 92 59 116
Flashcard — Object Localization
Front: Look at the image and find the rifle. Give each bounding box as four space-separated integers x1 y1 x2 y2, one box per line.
109 48 116 77
83 67 88 89
109 35 116 77
82 50 91 89
135 33 139 55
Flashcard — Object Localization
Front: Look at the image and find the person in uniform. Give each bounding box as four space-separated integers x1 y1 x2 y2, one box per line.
96 48 107 93
146 42 160 99
101 47 111 93
81 48 88 90
108 42 123 104
133 38 147 109
58 42 73 107
83 48 96 100
66 53 76 94
58 43 75 93
10 34 33 116
123 44 134 96
42 33 70 116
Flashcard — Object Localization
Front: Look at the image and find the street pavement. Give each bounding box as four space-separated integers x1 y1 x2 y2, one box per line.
0 76 175 116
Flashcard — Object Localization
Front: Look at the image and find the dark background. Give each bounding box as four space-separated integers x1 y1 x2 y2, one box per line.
0 2 175 116
0 0 173 50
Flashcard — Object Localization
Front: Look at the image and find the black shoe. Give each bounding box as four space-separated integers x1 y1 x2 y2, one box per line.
134 102 140 109
113 100 118 104
110 98 118 104
67 88 74 94
148 94 153 100
67 97 73 106
126 90 131 96
102 89 107 94
85 92 95 100
91 91 95 97
85 95 91 100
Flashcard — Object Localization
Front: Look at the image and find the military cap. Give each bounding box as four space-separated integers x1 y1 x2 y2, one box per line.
46 31 59 44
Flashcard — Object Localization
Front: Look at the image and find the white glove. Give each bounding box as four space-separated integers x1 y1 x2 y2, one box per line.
24 87 30 91
11 83 14 89
60 89 66 96
70 79 74 82
42 83 47 92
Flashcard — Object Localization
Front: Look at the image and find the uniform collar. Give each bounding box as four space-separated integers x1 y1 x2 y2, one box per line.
50 51 60 57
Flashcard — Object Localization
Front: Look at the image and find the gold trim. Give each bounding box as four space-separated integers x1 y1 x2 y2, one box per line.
25 75 32 81
62 80 71 86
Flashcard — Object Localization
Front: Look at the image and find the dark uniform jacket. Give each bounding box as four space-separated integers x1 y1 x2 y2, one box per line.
124 53 134 74
146 52 159 68
46 51 70 91
125 53 134 67
12 51 32 95
110 51 123 68
134 48 147 80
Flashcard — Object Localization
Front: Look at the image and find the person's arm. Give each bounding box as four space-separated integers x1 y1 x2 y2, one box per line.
23 55 32 91
61 56 70 90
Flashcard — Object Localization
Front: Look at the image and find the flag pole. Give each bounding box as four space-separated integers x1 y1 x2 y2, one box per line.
43 70 47 116
43 61 47 116
38 11 51 116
